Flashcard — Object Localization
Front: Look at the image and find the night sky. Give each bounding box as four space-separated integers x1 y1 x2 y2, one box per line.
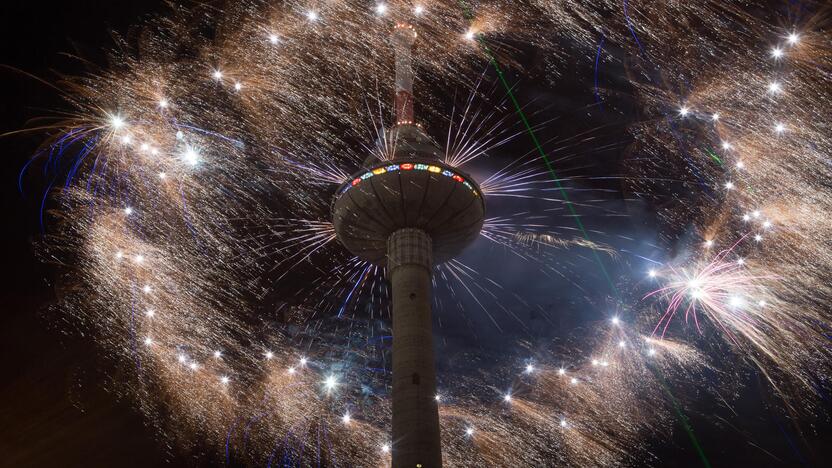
1 2 176 466
1 1 831 467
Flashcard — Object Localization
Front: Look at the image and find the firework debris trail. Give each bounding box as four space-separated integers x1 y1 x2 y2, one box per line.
14 1 832 465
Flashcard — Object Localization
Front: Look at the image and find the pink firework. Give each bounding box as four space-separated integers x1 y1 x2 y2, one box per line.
646 235 776 342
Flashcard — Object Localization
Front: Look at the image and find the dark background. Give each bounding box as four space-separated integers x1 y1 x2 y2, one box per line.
0 2 177 466
1 1 830 467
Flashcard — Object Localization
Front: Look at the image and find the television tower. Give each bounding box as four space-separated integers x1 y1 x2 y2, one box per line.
331 23 485 468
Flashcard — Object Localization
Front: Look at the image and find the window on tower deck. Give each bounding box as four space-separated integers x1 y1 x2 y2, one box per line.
412 373 420 385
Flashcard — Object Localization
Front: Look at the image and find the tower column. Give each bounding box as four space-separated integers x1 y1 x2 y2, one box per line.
387 228 442 468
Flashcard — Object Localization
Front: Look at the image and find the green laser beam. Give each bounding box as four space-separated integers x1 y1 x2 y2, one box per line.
484 49 617 293
650 364 712 468
453 4 708 464
705 148 723 165
455 2 617 294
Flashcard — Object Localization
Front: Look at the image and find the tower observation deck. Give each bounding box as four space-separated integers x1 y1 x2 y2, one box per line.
331 23 485 468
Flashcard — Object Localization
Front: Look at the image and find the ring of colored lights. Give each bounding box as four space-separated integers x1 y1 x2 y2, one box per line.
337 161 480 197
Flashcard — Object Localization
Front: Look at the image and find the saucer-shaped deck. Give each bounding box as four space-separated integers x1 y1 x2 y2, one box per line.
332 160 485 266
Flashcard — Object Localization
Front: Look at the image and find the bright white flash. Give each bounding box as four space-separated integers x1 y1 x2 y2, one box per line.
110 115 125 129
325 375 338 391
183 148 199 166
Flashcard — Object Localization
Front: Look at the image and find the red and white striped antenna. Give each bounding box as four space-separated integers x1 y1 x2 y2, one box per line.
392 23 417 125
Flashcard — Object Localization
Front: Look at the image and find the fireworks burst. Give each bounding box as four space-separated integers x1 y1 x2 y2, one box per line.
647 237 775 339
13 0 832 465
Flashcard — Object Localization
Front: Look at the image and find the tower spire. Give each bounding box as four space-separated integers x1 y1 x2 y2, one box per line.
392 23 417 125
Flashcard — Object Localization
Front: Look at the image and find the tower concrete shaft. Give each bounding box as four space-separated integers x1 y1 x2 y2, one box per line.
387 228 442 468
